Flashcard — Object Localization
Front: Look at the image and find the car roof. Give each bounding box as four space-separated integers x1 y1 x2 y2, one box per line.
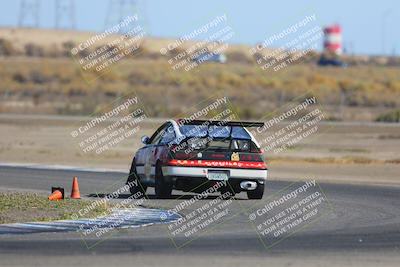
174 119 264 127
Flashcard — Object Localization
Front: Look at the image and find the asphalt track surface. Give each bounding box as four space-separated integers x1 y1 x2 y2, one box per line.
0 165 400 267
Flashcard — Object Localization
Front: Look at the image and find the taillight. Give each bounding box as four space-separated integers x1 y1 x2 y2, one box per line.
167 159 267 169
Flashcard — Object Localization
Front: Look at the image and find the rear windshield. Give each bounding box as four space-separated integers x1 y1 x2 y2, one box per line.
179 125 251 139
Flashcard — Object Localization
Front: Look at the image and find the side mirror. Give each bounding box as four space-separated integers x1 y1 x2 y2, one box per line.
141 135 150 145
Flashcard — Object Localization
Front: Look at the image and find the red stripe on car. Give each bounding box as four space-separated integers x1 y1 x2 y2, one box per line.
168 159 267 170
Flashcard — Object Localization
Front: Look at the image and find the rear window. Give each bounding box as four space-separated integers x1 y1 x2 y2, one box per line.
179 125 208 138
209 126 230 138
179 125 251 139
231 126 251 139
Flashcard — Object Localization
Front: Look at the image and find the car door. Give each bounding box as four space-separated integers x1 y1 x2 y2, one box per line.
148 122 176 184
143 123 168 183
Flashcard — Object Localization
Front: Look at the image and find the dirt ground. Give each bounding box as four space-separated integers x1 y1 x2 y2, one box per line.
0 114 399 186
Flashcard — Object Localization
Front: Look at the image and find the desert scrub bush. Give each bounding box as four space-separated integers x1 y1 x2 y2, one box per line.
376 109 400 123
0 38 17 56
24 43 44 57
12 72 29 83
215 71 243 88
30 70 54 84
1 56 400 119
62 41 76 57
225 50 253 64
12 70 56 85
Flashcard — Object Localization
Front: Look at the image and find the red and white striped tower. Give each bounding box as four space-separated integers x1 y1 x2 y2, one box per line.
323 24 342 55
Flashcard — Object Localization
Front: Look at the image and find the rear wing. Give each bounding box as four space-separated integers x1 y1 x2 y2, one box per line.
178 119 264 128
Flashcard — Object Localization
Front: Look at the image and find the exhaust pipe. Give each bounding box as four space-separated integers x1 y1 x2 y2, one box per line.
240 181 257 191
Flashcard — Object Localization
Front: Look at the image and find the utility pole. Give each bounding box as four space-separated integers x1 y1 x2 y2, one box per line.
18 0 40 28
105 0 142 33
381 9 391 55
55 0 76 29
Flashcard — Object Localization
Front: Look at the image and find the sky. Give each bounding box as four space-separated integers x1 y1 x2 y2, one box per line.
0 0 398 56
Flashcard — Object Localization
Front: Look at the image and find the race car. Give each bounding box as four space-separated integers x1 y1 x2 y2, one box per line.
126 119 267 199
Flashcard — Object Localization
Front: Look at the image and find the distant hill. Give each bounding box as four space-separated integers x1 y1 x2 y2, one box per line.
0 27 265 57
1 27 397 66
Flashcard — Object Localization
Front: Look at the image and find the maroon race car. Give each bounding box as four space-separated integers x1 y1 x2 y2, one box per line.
126 119 268 199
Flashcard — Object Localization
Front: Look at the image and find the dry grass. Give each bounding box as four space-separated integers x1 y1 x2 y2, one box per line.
0 57 399 121
0 28 399 121
0 192 109 224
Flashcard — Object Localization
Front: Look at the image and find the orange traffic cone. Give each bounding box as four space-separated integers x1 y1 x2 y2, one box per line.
70 176 81 199
48 190 63 201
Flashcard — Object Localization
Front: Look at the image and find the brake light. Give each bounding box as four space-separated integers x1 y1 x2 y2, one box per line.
168 159 267 169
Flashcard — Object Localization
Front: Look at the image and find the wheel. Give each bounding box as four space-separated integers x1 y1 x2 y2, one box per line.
126 158 147 196
154 163 172 199
247 183 264 200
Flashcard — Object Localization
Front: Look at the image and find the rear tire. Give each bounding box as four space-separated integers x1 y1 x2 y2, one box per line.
155 163 172 199
127 158 147 197
247 183 264 200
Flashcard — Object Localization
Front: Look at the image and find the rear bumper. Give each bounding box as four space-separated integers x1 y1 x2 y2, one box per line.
162 166 267 181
